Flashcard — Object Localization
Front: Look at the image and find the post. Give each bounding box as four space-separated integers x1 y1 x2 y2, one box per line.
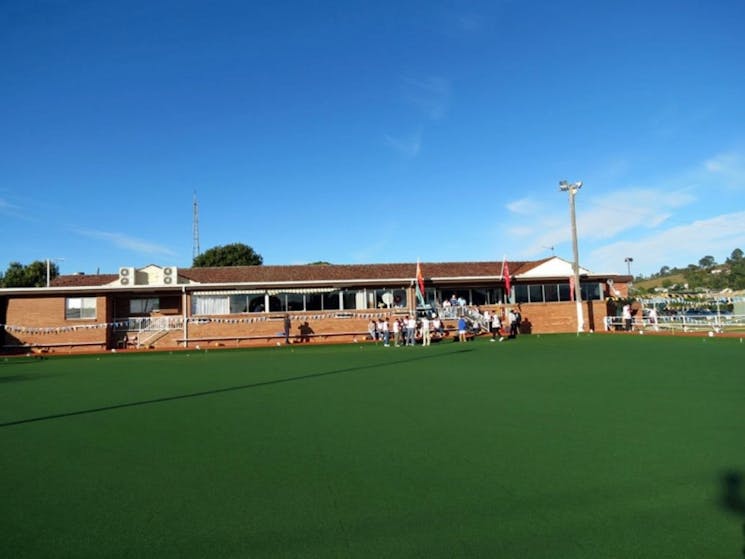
46 257 64 287
560 181 584 333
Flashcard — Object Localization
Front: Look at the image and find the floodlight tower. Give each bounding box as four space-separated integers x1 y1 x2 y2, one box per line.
192 192 201 261
624 257 634 277
559 180 584 333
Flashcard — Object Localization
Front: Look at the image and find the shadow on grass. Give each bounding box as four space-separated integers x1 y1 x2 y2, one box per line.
0 373 44 383
0 348 472 428
720 470 745 557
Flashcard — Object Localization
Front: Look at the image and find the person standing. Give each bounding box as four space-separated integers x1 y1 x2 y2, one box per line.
490 312 502 341
622 304 632 331
405 315 416 346
283 314 292 344
381 318 390 346
457 316 467 343
648 307 659 331
508 309 518 339
421 315 431 346
393 317 402 346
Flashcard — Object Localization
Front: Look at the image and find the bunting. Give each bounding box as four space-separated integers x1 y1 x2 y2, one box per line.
0 312 397 336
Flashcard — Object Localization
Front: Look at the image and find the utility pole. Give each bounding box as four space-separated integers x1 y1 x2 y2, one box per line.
192 192 201 261
559 180 584 333
46 258 64 287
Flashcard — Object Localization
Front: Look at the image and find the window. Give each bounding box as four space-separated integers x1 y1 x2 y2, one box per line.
66 297 97 320
544 284 559 302
129 298 160 314
306 293 323 311
229 295 249 313
514 284 529 303
192 296 229 315
581 282 601 301
528 285 543 303
323 291 340 311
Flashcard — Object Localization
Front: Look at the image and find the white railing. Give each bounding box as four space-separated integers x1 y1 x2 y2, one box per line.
115 316 184 348
116 316 184 332
605 314 745 334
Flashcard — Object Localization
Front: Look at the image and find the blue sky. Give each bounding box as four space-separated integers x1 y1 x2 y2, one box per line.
2 0 744 277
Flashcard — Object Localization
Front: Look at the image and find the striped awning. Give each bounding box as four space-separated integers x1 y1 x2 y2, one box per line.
193 288 336 296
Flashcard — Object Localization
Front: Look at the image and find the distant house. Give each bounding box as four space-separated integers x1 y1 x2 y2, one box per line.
0 257 629 353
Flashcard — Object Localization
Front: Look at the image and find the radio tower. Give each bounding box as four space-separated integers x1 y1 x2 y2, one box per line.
192 192 201 261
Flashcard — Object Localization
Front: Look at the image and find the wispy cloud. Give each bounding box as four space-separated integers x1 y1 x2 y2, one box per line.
75 229 176 256
702 150 745 189
0 196 34 221
402 76 451 121
588 211 745 273
383 131 422 158
506 197 540 215
497 148 745 274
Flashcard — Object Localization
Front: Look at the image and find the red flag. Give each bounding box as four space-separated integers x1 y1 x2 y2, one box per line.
502 259 511 295
416 261 425 305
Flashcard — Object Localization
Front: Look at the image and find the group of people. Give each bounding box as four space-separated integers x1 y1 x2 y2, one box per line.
480 307 522 341
367 306 523 346
368 315 446 347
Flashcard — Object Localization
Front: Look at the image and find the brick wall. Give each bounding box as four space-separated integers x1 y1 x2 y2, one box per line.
3 295 110 351
3 295 611 352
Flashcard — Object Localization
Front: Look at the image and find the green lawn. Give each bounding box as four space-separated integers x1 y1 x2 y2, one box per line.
1 335 744 558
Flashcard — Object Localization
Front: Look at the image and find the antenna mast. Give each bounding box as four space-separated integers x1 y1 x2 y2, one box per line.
192 192 201 260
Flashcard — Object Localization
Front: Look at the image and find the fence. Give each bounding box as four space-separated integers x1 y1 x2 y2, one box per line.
605 314 745 334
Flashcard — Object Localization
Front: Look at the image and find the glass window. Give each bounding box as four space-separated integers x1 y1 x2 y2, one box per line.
514 284 529 303
528 285 543 303
192 296 230 315
323 291 340 311
341 290 356 310
306 293 323 311
484 287 501 305
558 283 571 301
544 284 559 302
66 297 97 320
248 296 265 312
470 288 487 306
229 295 249 313
286 293 304 311
582 282 601 301
392 289 407 308
130 298 160 314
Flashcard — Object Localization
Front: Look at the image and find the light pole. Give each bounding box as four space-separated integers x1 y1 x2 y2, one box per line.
46 258 64 287
624 257 633 278
559 180 584 333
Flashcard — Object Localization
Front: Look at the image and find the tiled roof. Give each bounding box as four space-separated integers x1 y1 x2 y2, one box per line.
51 274 119 287
49 260 550 288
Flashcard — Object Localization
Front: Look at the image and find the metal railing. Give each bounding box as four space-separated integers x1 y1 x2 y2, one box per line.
114 316 184 348
605 314 745 334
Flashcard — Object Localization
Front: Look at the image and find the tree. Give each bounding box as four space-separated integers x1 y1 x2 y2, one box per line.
659 265 670 276
698 255 716 269
727 248 744 263
0 260 58 287
192 243 263 267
